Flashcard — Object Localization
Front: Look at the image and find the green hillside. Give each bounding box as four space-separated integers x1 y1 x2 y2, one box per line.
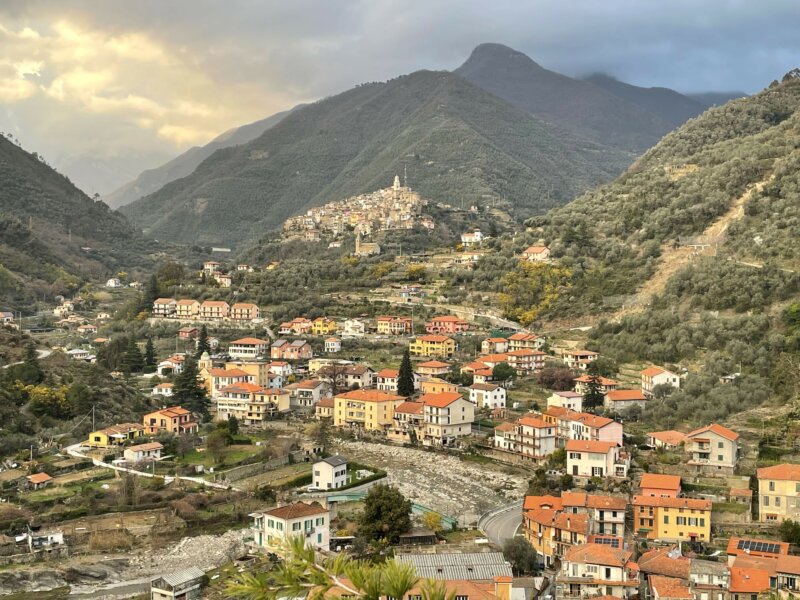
0 136 149 310
121 70 631 248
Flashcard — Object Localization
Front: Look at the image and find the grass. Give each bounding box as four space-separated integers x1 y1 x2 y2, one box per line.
713 501 749 514
176 444 262 468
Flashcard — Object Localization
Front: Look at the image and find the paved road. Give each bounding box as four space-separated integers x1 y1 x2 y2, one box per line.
2 348 51 369
481 503 522 546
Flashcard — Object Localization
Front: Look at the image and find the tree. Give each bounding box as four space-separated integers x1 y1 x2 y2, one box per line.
122 337 144 374
421 511 443 533
492 362 516 384
582 362 605 411
206 428 229 465
357 484 412 544
535 367 575 391
503 537 538 575
144 337 157 367
397 348 415 397
157 261 186 287
16 343 43 384
305 419 331 451
173 356 210 418
143 274 159 312
195 325 210 358
779 519 800 545
228 415 240 436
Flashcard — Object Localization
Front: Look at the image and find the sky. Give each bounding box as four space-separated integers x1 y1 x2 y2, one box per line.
0 0 798 196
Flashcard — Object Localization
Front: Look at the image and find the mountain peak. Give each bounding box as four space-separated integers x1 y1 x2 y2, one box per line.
461 43 543 70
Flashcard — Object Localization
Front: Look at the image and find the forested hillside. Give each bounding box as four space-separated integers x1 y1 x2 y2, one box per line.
121 70 631 248
462 71 800 424
0 136 150 310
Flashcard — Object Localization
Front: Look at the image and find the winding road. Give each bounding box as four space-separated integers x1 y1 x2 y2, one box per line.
1 348 52 369
480 502 522 546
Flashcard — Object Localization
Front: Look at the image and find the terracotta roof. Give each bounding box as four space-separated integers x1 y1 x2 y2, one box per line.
416 334 453 343
564 543 631 567
523 245 548 254
757 463 800 481
640 473 681 491
263 502 328 520
395 401 425 415
376 369 399 378
574 375 618 385
209 368 250 377
523 495 563 511
726 537 788 557
565 349 598 356
177 299 200 305
99 423 146 435
649 575 691 599
316 397 334 408
421 391 464 408
151 406 190 418
127 442 163 452
201 300 229 307
417 360 450 368
648 430 689 446
429 315 465 322
518 416 551 429
493 422 516 433
231 302 258 309
480 354 511 363
573 412 615 428
470 383 501 391
154 298 176 304
729 566 771 593
544 406 572 418
688 423 739 441
633 495 711 510
777 554 800 575
641 366 668 377
565 439 619 453
292 379 324 390
155 383 173 388
606 389 647 401
335 389 403 402
485 337 507 343
638 546 690 579
561 492 627 510
230 337 269 345
506 349 545 357
730 487 753 497
509 332 538 341
27 473 53 484
553 512 590 534
220 382 265 394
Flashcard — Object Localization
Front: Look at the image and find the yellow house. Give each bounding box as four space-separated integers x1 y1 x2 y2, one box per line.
409 335 456 358
756 463 800 523
333 389 404 431
419 378 459 394
86 423 146 448
633 495 712 542
312 317 338 336
225 360 273 387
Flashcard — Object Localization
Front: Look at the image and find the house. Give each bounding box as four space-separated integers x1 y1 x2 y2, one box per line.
85 423 145 448
236 264 253 272
604 389 647 412
26 473 53 490
425 315 470 335
213 272 232 287
523 500 590 567
460 229 483 247
153 382 174 397
223 361 277 388
648 575 691 600
314 396 334 419
409 335 455 358
505 349 546 374
270 339 313 361
566 439 629 479
0 311 14 324
374 368 419 393
421 392 475 447
507 331 544 350
574 375 618 395
647 430 689 450
151 566 205 600
202 260 221 275
568 412 624 446
206 368 254 397
157 354 185 376
388 401 425 444
494 415 557 460
278 317 313 335
547 391 583 412
342 319 366 337
318 364 374 390
375 315 413 335
521 245 550 262
689 557 729 600
143 406 197 435
216 384 291 423
228 337 269 359
726 536 789 562
469 383 506 409
311 317 338 336
199 300 229 320
633 495 712 542
641 366 681 396
312 456 349 490
324 337 341 353
230 302 260 321
686 423 740 473
563 349 599 370
637 546 690 585
175 299 200 319
419 377 458 395
178 326 198 339
561 491 627 536
557 543 637 600
76 323 97 336
153 298 177 317
481 337 509 354
124 442 163 463
286 379 330 411
333 389 404 431
106 277 122 288
416 360 451 376
67 348 91 361
251 502 330 551
756 463 800 523
640 473 682 498
268 361 293 379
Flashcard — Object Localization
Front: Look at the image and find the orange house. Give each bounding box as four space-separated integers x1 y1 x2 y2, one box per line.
143 406 198 436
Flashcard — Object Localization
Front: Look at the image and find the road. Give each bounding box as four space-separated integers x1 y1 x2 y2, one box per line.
1 348 52 369
480 502 522 546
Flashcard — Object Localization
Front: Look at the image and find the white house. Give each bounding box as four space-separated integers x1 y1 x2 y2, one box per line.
251 502 330 552
0 311 14 324
563 350 598 370
312 456 349 490
124 442 163 463
641 366 681 396
468 383 507 409
105 277 123 288
324 337 341 353
421 392 474 447
67 348 90 360
228 337 269 359
521 245 551 262
286 379 331 410
547 391 583 412
558 543 636 600
342 319 366 337
268 361 294 379
158 354 185 376
604 389 648 412
153 382 174 397
566 439 629 479
460 229 484 247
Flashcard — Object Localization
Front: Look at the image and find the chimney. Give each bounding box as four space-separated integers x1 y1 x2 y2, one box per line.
493 576 512 600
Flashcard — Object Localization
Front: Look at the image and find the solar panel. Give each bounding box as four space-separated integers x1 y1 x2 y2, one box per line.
594 537 620 548
737 539 780 554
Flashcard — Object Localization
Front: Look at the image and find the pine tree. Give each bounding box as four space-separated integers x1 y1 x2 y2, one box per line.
173 356 210 419
397 348 415 397
122 337 144 374
582 362 605 411
143 274 159 311
195 324 210 358
144 337 156 367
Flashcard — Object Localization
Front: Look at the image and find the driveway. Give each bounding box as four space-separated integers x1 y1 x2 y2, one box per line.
480 502 522 546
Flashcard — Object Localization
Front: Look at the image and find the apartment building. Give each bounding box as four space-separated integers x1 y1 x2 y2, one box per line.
756 463 800 523
333 389 404 431
686 423 740 473
633 495 712 542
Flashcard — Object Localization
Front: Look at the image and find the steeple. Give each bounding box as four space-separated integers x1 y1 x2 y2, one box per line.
393 174 401 190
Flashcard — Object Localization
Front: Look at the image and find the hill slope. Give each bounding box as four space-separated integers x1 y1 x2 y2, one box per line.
0 137 149 309
121 70 631 248
104 106 301 209
455 43 704 152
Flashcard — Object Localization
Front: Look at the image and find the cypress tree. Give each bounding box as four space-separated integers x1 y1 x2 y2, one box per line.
144 336 156 367
122 337 144 374
195 325 210 358
173 356 210 419
397 348 415 397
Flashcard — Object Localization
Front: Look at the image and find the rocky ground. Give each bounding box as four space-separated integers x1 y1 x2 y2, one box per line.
334 440 528 525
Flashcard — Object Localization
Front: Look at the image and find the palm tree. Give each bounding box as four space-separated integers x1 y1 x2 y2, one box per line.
420 579 456 600
381 561 419 600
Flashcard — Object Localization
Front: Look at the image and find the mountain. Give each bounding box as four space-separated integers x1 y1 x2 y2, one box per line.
104 106 301 209
455 43 703 152
0 136 149 310
688 91 748 106
121 69 631 248
582 73 706 126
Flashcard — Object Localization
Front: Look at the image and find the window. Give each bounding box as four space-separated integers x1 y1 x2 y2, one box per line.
569 452 581 459
700 518 705 526
717 455 723 461
316 517 325 526
664 516 669 524
776 497 782 507
718 442 724 448
292 522 301 531
769 481 776 491
764 496 770 506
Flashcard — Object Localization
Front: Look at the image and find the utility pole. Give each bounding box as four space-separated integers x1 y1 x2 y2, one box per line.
92 404 95 432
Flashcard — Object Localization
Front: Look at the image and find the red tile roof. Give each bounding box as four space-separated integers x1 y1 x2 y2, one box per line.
640 473 681 492
420 391 464 408
688 423 739 441
638 546 690 579
649 575 691 599
648 430 689 446
263 502 328 520
335 389 403 402
757 463 800 481
729 566 771 593
564 543 631 567
606 389 647 401
565 439 619 453
633 495 711 510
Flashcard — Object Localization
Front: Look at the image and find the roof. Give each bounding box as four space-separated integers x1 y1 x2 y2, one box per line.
421 391 464 408
730 488 753 497
415 334 453 343
263 502 328 520
776 554 800 575
640 473 681 491
127 442 163 452
523 495 563 511
508 332 538 341
150 406 190 418
638 546 690 579
633 495 711 510
493 422 516 433
176 299 200 305
470 383 502 391
417 360 451 368
518 416 551 429
573 412 615 428
201 300 229 307
321 455 347 467
155 566 205 587
316 397 334 408
523 245 548 254
231 302 258 309
335 389 403 402
729 566 771 593
574 375 618 385
757 463 800 481
641 366 668 377
208 368 250 377
99 422 146 435
27 473 52 484
564 349 598 356
688 423 739 441
230 337 269 345
375 368 399 378
726 537 788 557
291 379 325 390
564 543 631 567
565 439 618 453
606 389 647 401
394 401 425 415
648 430 689 446
430 315 466 322
561 492 627 510
395 552 512 581
485 337 507 343
649 575 691 600
155 383 173 388
220 382 265 394
154 297 176 304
